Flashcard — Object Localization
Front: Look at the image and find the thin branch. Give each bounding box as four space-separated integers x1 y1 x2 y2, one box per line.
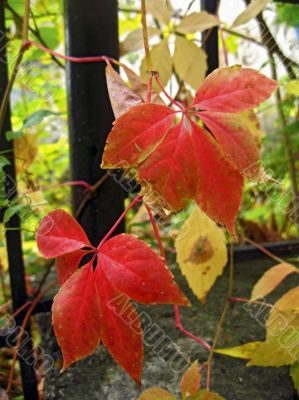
75 174 109 219
118 7 141 14
4 12 60 20
0 48 25 134
155 73 184 110
141 0 153 72
269 55 299 223
25 40 118 64
228 296 274 309
222 28 263 46
22 0 30 41
184 0 197 16
206 242 234 389
97 195 143 249
145 204 212 352
0 0 31 133
244 237 288 264
249 1 298 78
30 9 65 69
224 12 299 73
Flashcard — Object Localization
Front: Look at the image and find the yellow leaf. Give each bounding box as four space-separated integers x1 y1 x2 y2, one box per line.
194 390 225 399
248 311 299 366
248 288 299 366
140 40 172 92
15 133 38 173
285 80 299 97
215 342 263 359
146 0 172 25
251 263 298 300
275 286 299 310
267 285 299 327
173 37 207 90
175 205 227 302
138 387 176 400
180 361 201 400
232 0 271 27
120 27 160 55
0 246 8 272
0 224 4 242
176 11 219 34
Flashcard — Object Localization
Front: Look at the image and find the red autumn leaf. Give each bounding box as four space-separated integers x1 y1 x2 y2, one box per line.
52 263 102 370
198 111 260 177
55 249 87 285
102 65 277 231
103 104 175 168
94 267 143 382
37 210 92 258
191 66 278 112
37 210 188 383
99 233 188 304
138 118 243 232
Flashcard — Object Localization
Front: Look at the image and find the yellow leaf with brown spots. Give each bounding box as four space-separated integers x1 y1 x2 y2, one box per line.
175 205 228 302
15 133 38 173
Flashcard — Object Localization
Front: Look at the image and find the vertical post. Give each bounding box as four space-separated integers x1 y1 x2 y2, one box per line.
64 0 124 246
0 3 38 399
201 0 219 73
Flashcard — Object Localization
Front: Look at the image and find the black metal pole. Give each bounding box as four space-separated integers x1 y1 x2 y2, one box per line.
201 0 219 73
0 3 38 399
274 0 299 4
64 0 124 246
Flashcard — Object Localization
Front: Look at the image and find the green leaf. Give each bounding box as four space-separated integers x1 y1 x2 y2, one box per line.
3 204 24 225
23 110 56 129
285 80 299 96
0 156 11 169
138 387 177 400
5 130 23 141
283 120 299 136
38 26 60 50
215 342 263 359
290 362 299 394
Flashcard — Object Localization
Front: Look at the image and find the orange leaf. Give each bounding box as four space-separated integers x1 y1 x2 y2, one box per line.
180 360 201 399
251 263 298 300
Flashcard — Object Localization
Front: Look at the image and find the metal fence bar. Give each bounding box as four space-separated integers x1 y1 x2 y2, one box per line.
0 2 39 399
64 0 124 246
275 0 299 4
201 0 219 73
